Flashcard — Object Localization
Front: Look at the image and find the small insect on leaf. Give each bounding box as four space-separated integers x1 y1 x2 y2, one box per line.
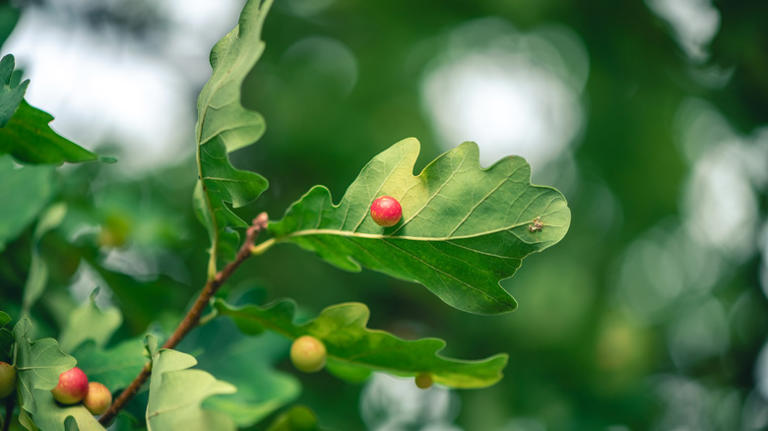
528 216 544 233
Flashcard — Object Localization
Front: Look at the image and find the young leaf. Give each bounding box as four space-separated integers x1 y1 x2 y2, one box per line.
194 0 272 274
268 138 571 314
73 338 146 392
13 317 103 431
0 155 53 251
59 288 122 353
0 54 28 126
215 299 508 389
145 335 237 431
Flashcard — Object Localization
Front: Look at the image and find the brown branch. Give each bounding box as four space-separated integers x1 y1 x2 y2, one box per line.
98 213 269 426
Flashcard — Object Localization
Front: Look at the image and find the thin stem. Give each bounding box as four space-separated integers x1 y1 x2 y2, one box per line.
2 395 14 431
98 213 269 426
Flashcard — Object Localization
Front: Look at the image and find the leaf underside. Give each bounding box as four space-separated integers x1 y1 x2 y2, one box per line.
215 299 508 389
194 0 272 272
269 138 571 314
13 317 104 431
145 336 237 431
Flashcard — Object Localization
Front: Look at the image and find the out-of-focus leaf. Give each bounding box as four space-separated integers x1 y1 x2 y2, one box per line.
269 138 571 314
0 155 53 251
73 338 147 392
13 316 103 431
0 5 20 48
144 335 236 431
215 299 508 388
0 100 99 165
0 54 27 126
265 406 319 431
183 316 299 427
91 266 188 334
59 288 122 353
194 0 271 274
22 202 67 312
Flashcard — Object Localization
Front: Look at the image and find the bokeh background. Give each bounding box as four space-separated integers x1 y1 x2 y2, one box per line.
1 0 768 429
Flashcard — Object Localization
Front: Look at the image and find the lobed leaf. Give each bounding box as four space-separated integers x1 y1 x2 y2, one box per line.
13 317 103 431
181 316 300 427
145 335 237 431
268 138 571 314
19 390 105 431
0 54 27 126
215 299 508 389
194 0 272 274
0 100 100 165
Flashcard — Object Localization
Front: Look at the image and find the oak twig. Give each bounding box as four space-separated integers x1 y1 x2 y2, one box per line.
98 213 269 426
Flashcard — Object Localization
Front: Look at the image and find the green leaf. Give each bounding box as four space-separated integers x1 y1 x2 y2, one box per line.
21 389 105 431
268 138 571 314
0 5 20 48
59 288 122 353
0 100 99 165
215 299 508 389
194 0 272 274
0 54 28 126
23 202 67 312
73 338 147 393
145 335 237 431
182 316 299 427
13 317 103 431
265 406 319 431
0 155 53 251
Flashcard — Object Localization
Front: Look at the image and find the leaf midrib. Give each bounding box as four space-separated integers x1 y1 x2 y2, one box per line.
277 216 563 242
221 307 503 380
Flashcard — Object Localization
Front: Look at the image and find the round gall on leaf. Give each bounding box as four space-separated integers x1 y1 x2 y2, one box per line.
370 196 402 227
0 362 16 399
83 382 112 415
415 372 433 389
290 335 327 373
51 367 89 405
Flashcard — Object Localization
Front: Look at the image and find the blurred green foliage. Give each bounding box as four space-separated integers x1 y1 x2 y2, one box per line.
1 0 767 430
